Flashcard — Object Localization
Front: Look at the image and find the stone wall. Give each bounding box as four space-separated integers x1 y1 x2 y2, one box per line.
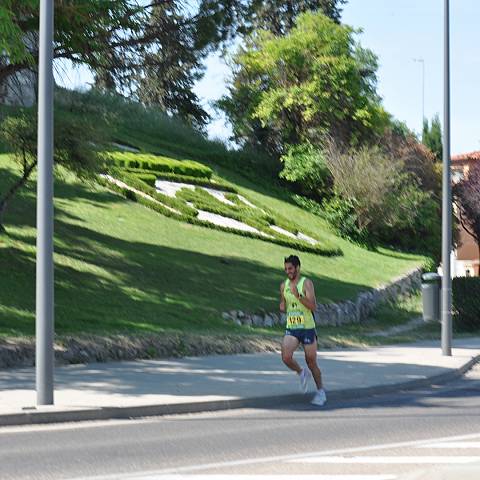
222 267 422 328
0 333 282 369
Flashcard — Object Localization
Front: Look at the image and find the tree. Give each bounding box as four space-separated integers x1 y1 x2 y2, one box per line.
422 114 442 162
381 121 441 197
135 3 209 129
0 94 107 232
0 1 210 127
218 12 388 157
453 163 480 272
195 0 347 48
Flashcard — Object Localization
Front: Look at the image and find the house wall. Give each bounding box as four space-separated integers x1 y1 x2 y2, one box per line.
452 157 480 276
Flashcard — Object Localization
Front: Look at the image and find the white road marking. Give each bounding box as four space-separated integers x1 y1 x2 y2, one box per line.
73 476 396 480
288 455 480 464
66 432 480 478
419 441 480 449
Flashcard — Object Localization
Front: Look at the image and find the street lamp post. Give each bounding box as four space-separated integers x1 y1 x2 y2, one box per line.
441 0 452 356
36 0 55 405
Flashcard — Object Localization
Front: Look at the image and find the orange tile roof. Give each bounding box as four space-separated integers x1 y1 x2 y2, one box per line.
452 151 480 162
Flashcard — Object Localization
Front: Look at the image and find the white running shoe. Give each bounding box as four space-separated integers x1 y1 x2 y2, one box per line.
299 368 310 393
311 388 327 406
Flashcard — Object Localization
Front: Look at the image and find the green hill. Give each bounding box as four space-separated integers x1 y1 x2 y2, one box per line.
0 90 426 338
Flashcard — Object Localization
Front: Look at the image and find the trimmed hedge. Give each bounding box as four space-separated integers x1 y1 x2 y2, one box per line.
108 171 197 217
104 151 213 179
452 276 480 332
99 175 341 256
132 173 157 187
124 168 238 193
177 187 272 230
176 187 328 249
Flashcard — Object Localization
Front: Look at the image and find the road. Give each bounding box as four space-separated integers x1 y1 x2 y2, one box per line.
1 365 480 480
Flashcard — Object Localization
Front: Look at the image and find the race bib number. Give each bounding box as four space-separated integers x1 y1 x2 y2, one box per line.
287 311 305 328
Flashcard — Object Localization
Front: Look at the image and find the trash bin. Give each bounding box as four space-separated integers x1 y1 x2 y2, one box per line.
421 272 441 322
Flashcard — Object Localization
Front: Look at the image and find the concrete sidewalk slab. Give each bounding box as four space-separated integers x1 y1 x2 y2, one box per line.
0 338 479 426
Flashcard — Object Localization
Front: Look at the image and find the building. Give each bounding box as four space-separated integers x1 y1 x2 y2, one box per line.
451 151 480 277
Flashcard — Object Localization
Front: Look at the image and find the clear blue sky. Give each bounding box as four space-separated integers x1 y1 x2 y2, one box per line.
57 0 480 154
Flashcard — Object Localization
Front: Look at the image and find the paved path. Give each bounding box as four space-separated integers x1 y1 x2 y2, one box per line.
0 338 479 425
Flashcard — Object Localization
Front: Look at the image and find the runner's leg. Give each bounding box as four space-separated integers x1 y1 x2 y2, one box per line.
304 341 323 389
281 334 301 373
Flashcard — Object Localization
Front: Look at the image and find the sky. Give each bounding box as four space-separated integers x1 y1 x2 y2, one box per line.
57 0 480 155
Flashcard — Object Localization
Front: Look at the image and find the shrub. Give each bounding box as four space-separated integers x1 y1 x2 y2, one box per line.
123 168 238 192
99 173 342 256
280 143 332 200
323 195 369 245
132 173 157 188
111 170 197 216
324 141 441 255
104 151 213 178
452 277 480 332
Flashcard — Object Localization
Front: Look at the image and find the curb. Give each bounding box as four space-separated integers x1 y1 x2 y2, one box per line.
1 355 478 427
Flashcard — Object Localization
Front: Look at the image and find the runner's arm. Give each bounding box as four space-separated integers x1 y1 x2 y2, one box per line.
298 279 316 312
279 282 286 312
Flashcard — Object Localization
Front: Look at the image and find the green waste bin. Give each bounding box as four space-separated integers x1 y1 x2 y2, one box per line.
421 272 441 322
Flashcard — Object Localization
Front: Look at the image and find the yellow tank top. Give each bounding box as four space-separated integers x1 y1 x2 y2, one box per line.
284 277 315 329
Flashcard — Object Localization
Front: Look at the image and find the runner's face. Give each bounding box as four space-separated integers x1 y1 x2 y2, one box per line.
284 262 299 280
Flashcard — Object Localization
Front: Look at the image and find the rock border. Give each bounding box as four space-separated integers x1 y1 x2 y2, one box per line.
222 267 422 328
0 333 282 370
0 269 422 369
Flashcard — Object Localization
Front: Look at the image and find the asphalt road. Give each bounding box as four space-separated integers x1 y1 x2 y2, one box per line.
1 366 480 480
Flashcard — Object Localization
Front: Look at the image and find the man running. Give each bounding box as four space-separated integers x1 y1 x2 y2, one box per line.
280 255 326 406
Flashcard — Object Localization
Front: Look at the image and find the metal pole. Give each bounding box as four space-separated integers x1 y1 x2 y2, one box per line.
441 0 452 356
36 0 54 405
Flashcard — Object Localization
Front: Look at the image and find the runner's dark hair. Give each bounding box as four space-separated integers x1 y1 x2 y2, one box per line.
284 255 300 267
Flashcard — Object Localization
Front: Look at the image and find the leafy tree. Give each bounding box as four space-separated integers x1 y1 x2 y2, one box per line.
0 1 209 127
135 3 209 129
381 122 441 197
0 94 107 232
453 162 480 269
218 12 388 157
422 114 442 162
195 0 347 48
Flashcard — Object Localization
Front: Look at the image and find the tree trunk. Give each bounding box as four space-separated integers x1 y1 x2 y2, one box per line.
0 160 37 233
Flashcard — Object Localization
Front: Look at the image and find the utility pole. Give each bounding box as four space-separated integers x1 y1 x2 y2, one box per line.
36 0 55 404
441 0 452 356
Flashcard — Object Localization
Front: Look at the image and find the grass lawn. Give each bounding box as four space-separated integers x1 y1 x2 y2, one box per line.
0 152 426 339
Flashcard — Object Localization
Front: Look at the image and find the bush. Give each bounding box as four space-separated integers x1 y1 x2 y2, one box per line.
323 141 441 255
132 173 157 187
111 170 197 216
452 277 480 332
100 172 342 256
280 143 332 200
323 195 370 245
123 168 238 192
104 151 213 178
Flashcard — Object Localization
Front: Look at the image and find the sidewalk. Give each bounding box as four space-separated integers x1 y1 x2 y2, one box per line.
0 338 479 426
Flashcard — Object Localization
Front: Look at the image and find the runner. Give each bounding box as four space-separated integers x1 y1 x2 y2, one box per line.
280 255 326 406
